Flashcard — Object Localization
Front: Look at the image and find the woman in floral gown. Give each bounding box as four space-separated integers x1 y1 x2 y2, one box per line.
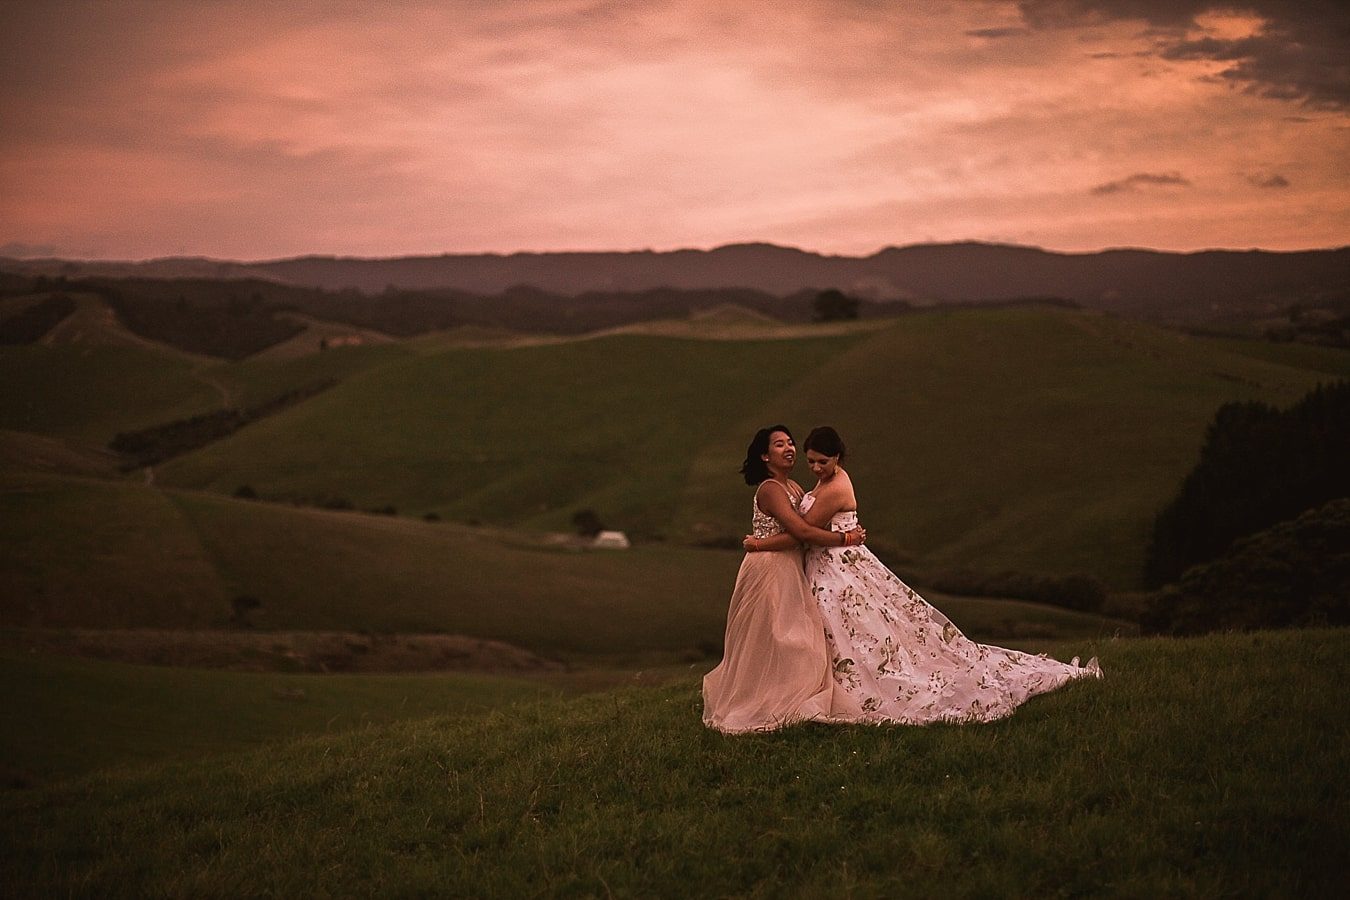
702 425 867 734
746 426 1100 725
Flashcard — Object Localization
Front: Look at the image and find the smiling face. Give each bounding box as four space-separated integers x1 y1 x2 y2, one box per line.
806 449 839 481
763 430 796 474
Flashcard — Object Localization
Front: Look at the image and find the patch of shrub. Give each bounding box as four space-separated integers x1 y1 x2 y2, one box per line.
234 484 258 499
231 595 261 627
572 509 605 537
1145 380 1350 586
109 380 335 467
1142 498 1350 635
0 293 76 343
813 288 860 322
94 281 304 359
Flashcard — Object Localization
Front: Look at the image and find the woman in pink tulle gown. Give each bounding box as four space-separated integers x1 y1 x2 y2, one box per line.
702 425 866 734
746 426 1101 726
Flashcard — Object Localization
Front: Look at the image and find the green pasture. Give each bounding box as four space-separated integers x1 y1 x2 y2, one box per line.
157 332 861 529
149 307 1349 587
3 628 1345 896
198 341 411 409
0 344 219 443
0 652 552 786
1 473 1129 655
697 307 1350 586
5 304 1348 601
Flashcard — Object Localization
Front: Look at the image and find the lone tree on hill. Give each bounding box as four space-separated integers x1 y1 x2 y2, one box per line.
572 509 605 537
814 289 859 322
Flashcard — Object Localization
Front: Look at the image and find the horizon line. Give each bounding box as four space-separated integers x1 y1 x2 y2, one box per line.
3 238 1349 266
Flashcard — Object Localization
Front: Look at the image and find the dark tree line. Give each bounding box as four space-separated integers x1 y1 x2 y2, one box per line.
96 283 304 359
0 293 75 344
110 380 336 467
813 289 860 321
1143 498 1350 635
1145 379 1350 588
6 272 915 358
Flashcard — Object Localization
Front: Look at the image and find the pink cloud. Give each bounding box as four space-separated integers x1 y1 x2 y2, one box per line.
0 0 1344 259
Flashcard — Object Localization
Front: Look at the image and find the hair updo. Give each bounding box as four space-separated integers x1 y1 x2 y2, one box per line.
740 424 792 486
804 426 846 463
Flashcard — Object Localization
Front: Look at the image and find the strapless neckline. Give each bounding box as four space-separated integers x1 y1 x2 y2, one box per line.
800 490 859 532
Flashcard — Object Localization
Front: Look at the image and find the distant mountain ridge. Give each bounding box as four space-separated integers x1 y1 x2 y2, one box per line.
3 241 1347 324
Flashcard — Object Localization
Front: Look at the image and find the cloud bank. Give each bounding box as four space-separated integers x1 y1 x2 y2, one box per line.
0 0 1344 259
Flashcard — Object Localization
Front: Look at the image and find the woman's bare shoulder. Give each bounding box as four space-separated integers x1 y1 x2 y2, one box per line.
754 479 793 507
822 470 858 508
815 470 853 495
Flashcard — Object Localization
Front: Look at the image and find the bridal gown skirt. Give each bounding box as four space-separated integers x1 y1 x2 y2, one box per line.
702 549 835 734
806 540 1101 725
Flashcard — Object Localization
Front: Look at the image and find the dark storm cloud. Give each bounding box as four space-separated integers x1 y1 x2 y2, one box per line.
1090 172 1192 194
1248 173 1291 188
1017 0 1350 110
965 27 1031 39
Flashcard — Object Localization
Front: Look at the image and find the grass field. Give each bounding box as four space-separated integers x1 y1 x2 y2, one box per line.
5 305 1348 590
149 307 1349 587
679 308 1350 586
0 344 220 443
3 628 1345 897
0 473 1133 658
157 330 863 531
0 651 555 786
5 278 1345 897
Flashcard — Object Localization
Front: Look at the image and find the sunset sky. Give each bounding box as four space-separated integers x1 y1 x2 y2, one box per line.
1 0 1347 260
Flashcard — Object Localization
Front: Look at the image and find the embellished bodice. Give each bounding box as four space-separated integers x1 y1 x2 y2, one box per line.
751 480 803 539
799 491 858 533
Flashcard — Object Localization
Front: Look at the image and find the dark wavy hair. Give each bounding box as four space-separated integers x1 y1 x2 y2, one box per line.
740 424 793 486
804 425 846 463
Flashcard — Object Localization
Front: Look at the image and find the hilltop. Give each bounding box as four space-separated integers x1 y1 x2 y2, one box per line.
5 241 1347 328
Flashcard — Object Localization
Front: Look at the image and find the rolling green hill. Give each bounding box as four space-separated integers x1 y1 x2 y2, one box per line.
0 651 554 785
3 629 1345 897
0 344 220 443
1 472 1131 657
149 306 1350 587
2 306 1350 601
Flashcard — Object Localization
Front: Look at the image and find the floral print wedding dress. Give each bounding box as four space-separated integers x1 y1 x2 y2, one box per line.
799 492 1101 725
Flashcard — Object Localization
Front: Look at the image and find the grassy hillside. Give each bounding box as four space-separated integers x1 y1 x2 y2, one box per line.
0 293 410 446
697 307 1350 585
157 331 862 526
1 472 1130 656
0 344 220 443
1 652 553 785
5 306 1344 601
155 307 1350 587
3 629 1345 897
198 341 411 409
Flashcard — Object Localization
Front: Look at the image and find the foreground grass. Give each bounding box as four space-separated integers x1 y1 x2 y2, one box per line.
4 629 1346 897
0 652 555 786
